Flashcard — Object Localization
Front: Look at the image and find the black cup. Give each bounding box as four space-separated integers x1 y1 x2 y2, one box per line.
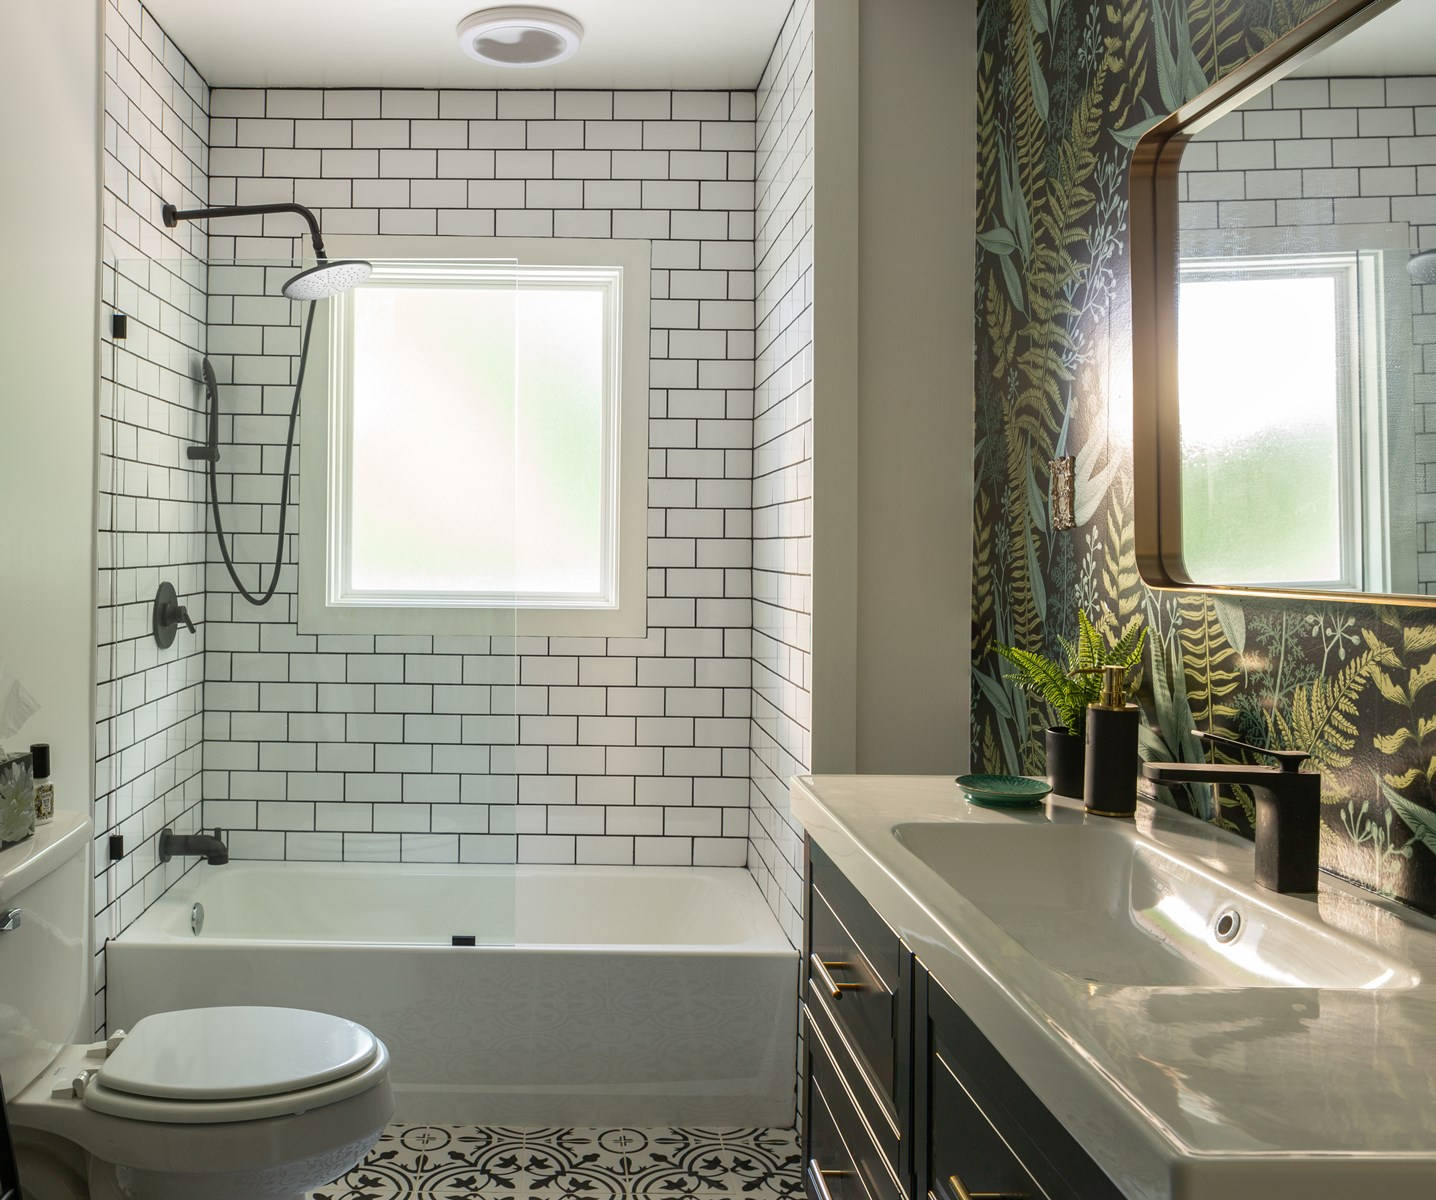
1045 726 1085 798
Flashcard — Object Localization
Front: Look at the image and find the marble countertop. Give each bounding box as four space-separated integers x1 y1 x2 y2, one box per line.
791 775 1436 1200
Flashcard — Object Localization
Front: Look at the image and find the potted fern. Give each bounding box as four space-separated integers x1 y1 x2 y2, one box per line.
994 613 1146 797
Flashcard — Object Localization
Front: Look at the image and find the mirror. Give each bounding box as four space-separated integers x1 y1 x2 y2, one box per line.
1132 0 1436 602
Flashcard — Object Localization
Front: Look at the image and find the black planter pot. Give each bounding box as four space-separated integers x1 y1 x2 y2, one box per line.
1045 726 1086 798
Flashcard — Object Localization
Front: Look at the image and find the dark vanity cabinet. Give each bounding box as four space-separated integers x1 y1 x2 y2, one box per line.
803 840 1124 1200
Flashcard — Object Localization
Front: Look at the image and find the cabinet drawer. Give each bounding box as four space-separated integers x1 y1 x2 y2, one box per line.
928 1049 1043 1200
809 886 897 1105
808 844 900 1108
807 978 901 1171
919 978 1123 1200
807 1063 870 1200
806 1006 904 1200
810 844 901 990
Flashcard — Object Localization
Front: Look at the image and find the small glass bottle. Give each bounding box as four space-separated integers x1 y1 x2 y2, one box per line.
31 743 54 824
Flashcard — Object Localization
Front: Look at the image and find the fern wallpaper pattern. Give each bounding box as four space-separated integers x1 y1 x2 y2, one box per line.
970 0 1436 914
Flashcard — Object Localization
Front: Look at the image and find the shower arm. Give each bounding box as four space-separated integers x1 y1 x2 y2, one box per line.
161 201 328 260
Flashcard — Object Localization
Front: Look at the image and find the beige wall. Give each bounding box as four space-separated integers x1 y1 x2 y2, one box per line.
0 0 100 814
812 0 977 775
855 0 975 774
811 0 861 773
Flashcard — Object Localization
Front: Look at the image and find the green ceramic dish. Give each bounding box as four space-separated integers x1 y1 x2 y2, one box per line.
954 773 1052 808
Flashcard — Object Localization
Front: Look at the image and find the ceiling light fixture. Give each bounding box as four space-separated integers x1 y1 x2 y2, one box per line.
456 6 584 68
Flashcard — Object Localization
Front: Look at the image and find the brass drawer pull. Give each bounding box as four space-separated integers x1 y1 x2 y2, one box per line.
945 1174 1026 1200
808 1159 848 1200
810 953 865 999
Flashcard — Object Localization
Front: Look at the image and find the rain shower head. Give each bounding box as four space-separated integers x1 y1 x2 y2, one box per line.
1410 250 1436 285
283 259 374 300
162 200 372 300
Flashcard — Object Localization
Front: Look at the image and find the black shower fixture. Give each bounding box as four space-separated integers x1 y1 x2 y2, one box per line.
162 201 373 299
162 199 373 606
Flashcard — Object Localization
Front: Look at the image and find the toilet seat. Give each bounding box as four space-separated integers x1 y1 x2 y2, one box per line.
82 1007 383 1126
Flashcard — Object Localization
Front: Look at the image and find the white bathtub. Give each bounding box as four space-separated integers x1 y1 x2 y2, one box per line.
106 862 798 1126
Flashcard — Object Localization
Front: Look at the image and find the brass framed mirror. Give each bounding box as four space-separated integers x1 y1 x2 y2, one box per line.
1130 0 1436 605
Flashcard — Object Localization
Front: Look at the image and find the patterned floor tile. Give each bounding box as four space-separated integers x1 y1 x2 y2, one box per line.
308 1123 801 1200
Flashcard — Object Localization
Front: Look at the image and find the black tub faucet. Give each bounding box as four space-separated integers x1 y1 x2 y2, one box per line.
158 827 229 866
1141 731 1319 894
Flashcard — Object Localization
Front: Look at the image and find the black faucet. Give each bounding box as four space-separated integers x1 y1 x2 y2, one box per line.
1141 731 1320 894
158 827 229 866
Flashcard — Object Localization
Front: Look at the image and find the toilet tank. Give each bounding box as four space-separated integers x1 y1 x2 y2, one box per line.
0 813 90 1100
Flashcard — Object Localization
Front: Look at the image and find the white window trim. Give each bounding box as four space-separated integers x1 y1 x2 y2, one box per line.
298 235 650 637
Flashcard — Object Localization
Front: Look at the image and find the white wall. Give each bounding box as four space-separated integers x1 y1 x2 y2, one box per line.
0 0 101 818
93 0 212 1035
749 0 818 945
198 85 758 869
854 0 975 774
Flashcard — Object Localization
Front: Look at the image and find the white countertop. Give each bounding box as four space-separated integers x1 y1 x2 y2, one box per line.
792 775 1436 1200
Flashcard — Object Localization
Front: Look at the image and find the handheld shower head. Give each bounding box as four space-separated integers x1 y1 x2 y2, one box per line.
282 259 374 300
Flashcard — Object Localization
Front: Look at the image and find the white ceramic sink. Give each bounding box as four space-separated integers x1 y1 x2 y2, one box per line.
893 821 1418 990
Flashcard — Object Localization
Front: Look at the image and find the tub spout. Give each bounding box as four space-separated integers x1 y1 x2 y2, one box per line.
158 827 229 866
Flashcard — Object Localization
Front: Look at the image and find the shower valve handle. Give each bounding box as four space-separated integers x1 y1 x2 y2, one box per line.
153 581 195 648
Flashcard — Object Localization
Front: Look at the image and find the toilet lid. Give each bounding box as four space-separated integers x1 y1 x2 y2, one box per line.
96 1007 379 1102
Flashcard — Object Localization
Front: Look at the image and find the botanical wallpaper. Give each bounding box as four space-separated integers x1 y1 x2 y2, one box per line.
970 0 1436 913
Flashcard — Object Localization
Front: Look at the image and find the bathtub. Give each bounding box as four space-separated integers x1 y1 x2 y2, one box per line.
106 862 798 1126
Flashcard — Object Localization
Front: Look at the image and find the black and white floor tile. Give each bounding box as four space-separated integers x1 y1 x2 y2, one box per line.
309 1125 803 1199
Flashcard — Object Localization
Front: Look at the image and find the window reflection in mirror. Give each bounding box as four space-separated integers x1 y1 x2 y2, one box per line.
1174 0 1430 595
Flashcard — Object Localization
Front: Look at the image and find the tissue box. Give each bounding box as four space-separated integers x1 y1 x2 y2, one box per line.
0 750 35 848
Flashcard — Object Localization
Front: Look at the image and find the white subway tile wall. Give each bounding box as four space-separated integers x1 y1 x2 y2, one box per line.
1179 76 1436 588
198 85 761 872
95 0 212 1032
748 0 814 948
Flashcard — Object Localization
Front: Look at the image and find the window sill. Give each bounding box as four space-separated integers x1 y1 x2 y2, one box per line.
296 593 646 639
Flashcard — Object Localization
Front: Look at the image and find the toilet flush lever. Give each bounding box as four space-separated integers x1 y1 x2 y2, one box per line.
0 908 20 933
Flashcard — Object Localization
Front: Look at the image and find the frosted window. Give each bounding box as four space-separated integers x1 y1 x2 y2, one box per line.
341 272 612 605
1179 260 1356 589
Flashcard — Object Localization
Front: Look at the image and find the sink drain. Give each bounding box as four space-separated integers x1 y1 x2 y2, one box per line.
1213 907 1242 943
190 902 205 936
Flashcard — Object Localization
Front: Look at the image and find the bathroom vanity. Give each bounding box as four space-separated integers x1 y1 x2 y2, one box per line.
794 776 1436 1200
804 837 1119 1200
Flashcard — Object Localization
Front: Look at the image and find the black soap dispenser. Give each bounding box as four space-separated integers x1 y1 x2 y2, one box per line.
1082 665 1139 818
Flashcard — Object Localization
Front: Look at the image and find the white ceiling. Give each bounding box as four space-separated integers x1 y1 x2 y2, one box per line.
1295 1 1434 78
143 0 792 90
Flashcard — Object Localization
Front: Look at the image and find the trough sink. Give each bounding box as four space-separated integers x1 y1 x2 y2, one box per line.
893 821 1417 990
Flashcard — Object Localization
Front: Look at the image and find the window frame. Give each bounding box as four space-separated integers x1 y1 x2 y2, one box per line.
1176 252 1364 592
298 235 650 637
1174 238 1416 596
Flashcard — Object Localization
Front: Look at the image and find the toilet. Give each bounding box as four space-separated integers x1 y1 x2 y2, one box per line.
0 814 392 1199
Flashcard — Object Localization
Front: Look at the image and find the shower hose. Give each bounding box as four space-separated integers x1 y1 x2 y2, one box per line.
201 298 318 607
